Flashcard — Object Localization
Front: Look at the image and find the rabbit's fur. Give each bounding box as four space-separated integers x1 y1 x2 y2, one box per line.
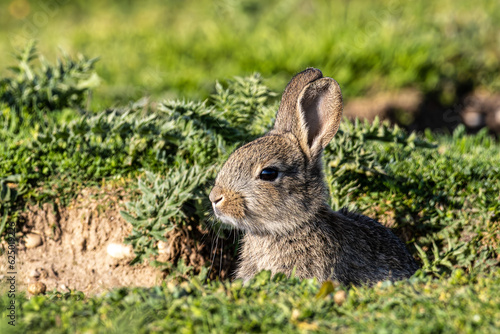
209 68 419 285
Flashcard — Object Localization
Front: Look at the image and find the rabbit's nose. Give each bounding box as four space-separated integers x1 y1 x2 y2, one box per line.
209 186 224 206
212 195 224 206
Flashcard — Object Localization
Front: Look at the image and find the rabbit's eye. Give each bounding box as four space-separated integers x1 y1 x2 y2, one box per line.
260 168 279 181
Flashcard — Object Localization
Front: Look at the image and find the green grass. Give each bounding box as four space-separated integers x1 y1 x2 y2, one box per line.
1 0 499 108
2 269 500 333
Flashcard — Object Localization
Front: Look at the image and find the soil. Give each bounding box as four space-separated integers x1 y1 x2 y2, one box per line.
1 187 236 296
344 88 500 134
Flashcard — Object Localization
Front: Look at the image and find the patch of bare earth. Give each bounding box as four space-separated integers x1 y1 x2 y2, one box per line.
1 188 235 296
344 88 500 133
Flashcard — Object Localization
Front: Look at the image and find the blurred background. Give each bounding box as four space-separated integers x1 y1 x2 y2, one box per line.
1 0 499 132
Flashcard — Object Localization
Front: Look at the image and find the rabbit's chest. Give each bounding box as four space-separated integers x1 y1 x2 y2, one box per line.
243 232 334 278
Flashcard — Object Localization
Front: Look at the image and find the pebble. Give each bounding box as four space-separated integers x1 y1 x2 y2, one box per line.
60 284 70 292
28 282 47 295
106 243 133 259
25 233 43 249
334 290 347 306
462 111 483 128
158 241 170 255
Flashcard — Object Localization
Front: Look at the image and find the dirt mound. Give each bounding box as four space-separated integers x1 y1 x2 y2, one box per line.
1 188 235 296
344 89 500 133
344 88 423 123
461 90 500 132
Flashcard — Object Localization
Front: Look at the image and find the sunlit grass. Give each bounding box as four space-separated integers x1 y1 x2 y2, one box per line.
1 0 499 109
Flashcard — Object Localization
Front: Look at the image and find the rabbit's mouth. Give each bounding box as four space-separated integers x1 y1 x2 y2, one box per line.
213 207 239 228
209 185 246 228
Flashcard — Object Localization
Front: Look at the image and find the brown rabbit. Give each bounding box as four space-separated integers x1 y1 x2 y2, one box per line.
209 68 419 285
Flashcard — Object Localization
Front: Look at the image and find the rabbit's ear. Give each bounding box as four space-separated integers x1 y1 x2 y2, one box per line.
274 68 343 158
297 77 343 157
274 68 323 146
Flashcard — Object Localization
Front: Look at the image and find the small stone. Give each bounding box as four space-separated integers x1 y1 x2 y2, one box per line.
25 233 43 249
462 111 484 128
28 282 47 295
334 290 347 306
158 241 170 255
107 243 133 259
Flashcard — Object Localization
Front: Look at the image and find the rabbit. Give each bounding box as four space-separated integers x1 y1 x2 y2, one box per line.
209 68 419 285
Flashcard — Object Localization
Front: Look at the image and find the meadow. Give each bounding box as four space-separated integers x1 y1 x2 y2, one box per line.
1 0 499 332
2 0 500 108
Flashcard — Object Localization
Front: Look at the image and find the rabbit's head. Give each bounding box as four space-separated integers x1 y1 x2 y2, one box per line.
209 68 343 235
